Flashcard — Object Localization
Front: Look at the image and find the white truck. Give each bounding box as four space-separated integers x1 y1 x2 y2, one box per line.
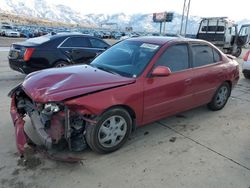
197 17 248 57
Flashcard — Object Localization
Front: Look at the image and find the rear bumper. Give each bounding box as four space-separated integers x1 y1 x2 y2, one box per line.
243 69 250 75
9 59 38 74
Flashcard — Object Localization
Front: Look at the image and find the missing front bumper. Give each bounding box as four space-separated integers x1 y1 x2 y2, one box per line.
9 89 95 162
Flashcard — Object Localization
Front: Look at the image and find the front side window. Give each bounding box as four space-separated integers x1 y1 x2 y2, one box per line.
61 37 90 48
192 44 215 67
155 44 189 72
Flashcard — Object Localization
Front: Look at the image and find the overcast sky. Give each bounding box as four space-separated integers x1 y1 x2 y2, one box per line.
51 0 249 21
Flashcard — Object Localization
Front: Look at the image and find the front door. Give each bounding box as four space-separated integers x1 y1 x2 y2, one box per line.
143 43 194 124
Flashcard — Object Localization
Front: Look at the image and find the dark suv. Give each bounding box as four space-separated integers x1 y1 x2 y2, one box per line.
8 33 110 74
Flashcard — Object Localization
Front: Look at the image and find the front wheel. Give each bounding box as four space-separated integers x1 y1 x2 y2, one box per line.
85 108 132 153
207 82 231 111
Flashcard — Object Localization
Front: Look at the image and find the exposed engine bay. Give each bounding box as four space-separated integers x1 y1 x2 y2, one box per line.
10 85 96 161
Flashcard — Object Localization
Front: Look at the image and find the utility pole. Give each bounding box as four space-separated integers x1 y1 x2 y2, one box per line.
180 0 191 36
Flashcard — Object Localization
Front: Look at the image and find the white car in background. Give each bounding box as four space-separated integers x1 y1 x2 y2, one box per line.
120 33 139 40
0 24 20 37
242 50 250 79
5 29 20 37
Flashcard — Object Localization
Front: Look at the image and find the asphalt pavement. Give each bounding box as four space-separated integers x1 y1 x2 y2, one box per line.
0 47 250 188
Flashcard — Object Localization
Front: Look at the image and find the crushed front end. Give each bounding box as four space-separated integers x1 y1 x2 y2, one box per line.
9 85 96 161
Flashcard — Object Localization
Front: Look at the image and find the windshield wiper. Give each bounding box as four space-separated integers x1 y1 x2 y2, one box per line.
94 65 120 75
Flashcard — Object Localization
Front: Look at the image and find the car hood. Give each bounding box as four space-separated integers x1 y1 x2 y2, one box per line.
22 65 135 103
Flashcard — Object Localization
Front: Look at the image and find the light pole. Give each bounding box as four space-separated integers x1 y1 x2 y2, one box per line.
180 0 191 36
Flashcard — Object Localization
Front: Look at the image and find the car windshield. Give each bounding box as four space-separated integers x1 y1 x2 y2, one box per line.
91 40 160 78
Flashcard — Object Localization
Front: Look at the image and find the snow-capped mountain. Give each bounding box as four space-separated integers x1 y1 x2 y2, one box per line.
0 0 86 24
0 0 249 34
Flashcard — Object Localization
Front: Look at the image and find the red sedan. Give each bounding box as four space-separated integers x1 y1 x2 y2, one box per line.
10 37 239 157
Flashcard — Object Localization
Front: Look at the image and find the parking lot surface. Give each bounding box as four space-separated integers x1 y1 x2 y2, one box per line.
0 40 250 188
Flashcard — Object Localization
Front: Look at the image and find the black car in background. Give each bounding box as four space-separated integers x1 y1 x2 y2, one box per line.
8 33 110 74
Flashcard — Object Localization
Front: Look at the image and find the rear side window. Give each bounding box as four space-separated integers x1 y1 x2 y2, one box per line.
192 44 215 67
89 38 109 49
61 37 91 48
201 26 225 32
155 44 189 72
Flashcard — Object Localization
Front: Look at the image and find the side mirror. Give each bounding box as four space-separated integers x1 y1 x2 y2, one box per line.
151 66 171 77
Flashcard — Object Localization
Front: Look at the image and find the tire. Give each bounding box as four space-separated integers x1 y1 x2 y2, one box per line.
244 43 250 49
85 108 132 154
243 73 250 79
232 47 242 57
54 61 69 68
207 82 231 111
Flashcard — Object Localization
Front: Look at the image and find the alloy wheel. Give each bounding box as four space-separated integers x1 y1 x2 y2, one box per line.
98 115 127 148
215 86 229 108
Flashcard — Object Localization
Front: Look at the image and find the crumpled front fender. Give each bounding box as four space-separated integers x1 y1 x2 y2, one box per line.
10 94 27 155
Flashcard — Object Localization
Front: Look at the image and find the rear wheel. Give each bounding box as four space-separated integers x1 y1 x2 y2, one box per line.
85 108 132 154
232 47 242 57
54 61 69 68
243 73 250 79
207 82 231 111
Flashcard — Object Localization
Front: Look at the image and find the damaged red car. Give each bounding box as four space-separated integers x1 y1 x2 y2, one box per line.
9 37 239 156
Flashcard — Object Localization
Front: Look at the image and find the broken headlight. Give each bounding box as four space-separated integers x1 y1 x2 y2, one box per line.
43 103 61 114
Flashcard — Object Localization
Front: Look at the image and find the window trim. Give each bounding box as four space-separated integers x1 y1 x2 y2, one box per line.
212 48 222 63
89 37 110 49
57 36 91 48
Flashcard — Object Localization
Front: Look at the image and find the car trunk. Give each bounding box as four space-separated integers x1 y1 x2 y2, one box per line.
8 43 36 60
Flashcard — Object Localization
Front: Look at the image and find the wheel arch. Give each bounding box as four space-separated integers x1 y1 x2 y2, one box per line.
52 59 71 67
224 80 232 96
102 104 137 131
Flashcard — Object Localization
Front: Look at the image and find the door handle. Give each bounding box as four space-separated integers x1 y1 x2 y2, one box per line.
185 78 192 85
65 50 72 54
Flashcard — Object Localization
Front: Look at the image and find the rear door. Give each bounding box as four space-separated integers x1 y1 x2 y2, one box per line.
143 43 194 123
190 43 225 106
59 36 97 64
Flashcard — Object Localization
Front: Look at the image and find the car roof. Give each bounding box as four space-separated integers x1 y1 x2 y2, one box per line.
127 36 205 46
45 32 93 40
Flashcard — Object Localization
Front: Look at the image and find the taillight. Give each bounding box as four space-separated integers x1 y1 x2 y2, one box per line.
243 50 250 61
23 48 35 61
